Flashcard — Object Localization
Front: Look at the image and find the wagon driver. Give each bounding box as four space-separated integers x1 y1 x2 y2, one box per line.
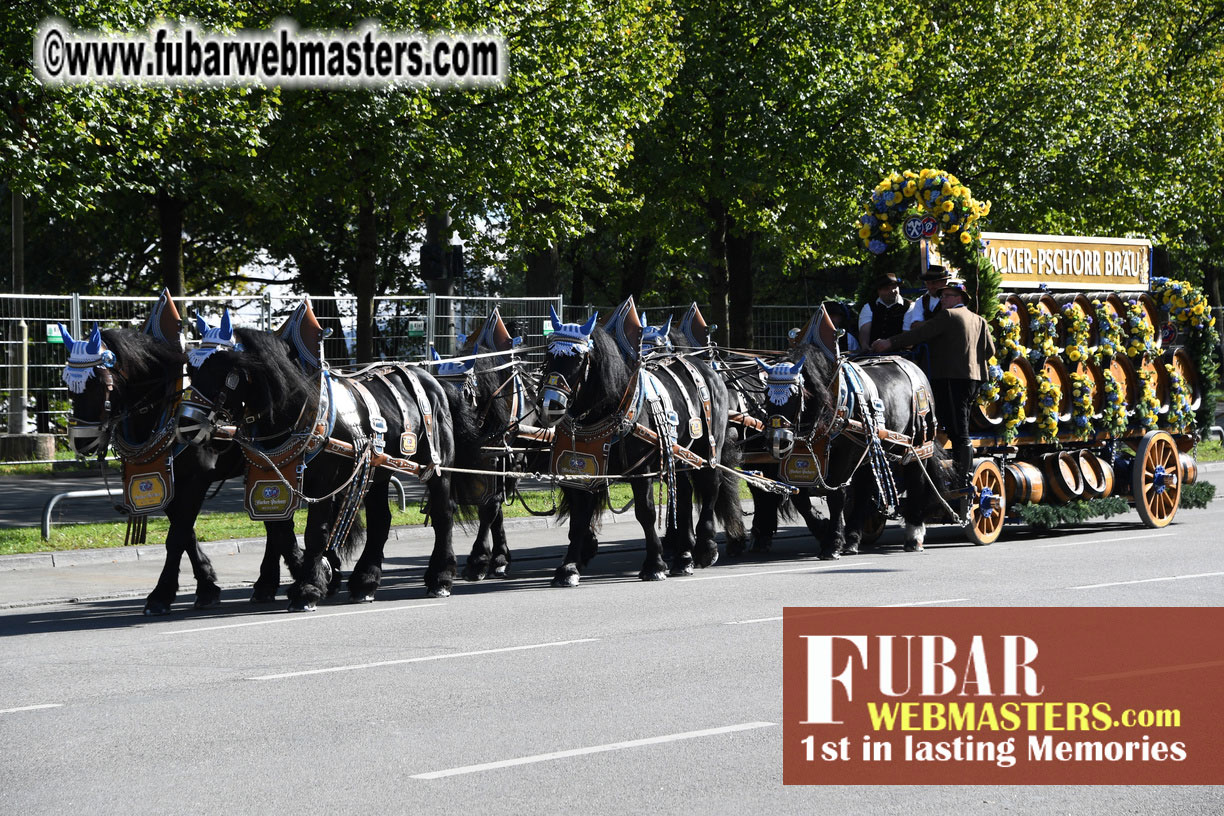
870 278 996 491
857 272 911 350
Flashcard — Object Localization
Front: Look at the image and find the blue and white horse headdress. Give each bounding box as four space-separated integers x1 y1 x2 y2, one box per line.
755 357 806 406
141 288 184 350
640 313 674 357
429 346 476 378
795 305 840 362
546 305 598 356
60 323 115 394
470 307 524 355
188 310 241 369
276 296 327 373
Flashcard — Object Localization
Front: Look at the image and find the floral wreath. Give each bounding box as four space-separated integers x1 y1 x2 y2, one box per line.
1163 363 1193 432
1124 299 1157 360
995 304 1027 366
858 169 992 255
1134 367 1159 431
1093 301 1124 363
1097 373 1128 438
976 358 1027 443
1061 303 1092 365
1035 375 1061 443
1026 304 1060 364
1153 277 1215 333
1068 371 1095 441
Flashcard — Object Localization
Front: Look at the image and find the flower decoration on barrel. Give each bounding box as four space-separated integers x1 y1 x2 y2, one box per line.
977 357 1026 443
1153 277 1215 333
1093 300 1124 363
1035 375 1061 443
994 304 1027 366
1061 304 1092 365
1134 367 1159 430
1162 364 1193 432
1068 371 1094 441
1097 374 1128 437
1124 299 1156 359
1026 303 1060 364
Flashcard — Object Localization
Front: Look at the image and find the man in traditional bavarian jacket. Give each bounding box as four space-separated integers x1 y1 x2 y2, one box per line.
856 273 911 350
871 278 996 491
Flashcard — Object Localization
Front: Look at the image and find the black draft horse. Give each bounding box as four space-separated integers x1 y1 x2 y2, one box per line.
535 307 745 587
753 337 947 557
178 326 482 609
60 324 301 614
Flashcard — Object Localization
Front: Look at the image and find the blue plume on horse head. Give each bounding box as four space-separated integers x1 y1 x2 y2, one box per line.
790 355 806 377
548 304 562 333
86 323 103 355
219 308 233 339
195 313 211 338
580 311 598 335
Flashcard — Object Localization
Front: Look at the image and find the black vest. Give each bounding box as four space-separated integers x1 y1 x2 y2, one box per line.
921 294 943 321
869 300 909 343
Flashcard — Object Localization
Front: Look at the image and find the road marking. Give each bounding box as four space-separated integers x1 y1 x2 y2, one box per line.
725 616 783 625
161 602 445 635
879 598 969 607
1036 532 1175 549
412 721 777 779
1070 572 1224 590
686 564 847 582
248 638 599 681
0 704 62 715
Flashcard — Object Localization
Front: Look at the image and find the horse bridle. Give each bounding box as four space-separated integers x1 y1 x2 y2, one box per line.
178 370 247 445
537 347 592 423
67 364 118 456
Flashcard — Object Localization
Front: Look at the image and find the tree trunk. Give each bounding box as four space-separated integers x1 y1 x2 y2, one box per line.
354 187 377 363
293 248 350 366
706 200 730 347
157 189 185 297
619 237 656 303
524 242 560 298
727 230 755 349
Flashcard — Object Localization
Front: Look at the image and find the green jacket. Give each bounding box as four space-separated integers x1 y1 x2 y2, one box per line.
887 306 996 381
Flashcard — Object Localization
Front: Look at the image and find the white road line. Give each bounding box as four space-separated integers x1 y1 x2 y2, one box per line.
0 704 62 715
248 638 599 681
1036 532 1175 549
1071 572 1224 590
686 564 847 582
412 721 777 780
161 602 445 635
725 616 783 625
879 598 970 607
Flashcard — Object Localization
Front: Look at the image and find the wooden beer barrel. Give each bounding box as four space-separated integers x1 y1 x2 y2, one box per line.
972 356 1039 429
1105 353 1140 413
1086 292 1126 321
1076 450 1114 499
997 293 1030 348
1137 293 1162 352
1042 451 1085 503
1041 356 1074 422
1162 346 1202 410
1137 353 1170 413
1054 293 1097 346
1179 452 1198 486
1073 359 1105 417
1004 461 1044 505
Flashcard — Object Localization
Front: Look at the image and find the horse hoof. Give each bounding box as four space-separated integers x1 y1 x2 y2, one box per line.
706 550 719 568
143 601 171 616
492 565 509 578
427 587 452 599
551 574 580 588
193 595 221 610
669 564 694 577
639 570 668 582
349 593 376 604
250 591 277 604
817 551 841 561
842 544 860 556
903 543 925 553
462 567 487 582
287 600 317 612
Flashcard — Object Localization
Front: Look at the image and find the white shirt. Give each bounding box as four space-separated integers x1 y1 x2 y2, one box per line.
902 293 942 330
858 297 904 328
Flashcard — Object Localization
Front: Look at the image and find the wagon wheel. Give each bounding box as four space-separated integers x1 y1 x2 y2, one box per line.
965 459 1006 546
1133 430 1181 528
860 508 887 547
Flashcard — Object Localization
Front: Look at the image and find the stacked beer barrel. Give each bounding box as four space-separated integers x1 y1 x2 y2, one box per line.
972 289 1203 511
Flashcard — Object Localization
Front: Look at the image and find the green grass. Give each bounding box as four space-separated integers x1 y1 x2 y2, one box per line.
1194 438 1224 462
0 481 643 556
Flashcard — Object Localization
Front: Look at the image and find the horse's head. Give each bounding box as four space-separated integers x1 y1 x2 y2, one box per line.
536 305 598 427
60 323 118 456
176 310 245 446
755 355 807 459
640 314 674 358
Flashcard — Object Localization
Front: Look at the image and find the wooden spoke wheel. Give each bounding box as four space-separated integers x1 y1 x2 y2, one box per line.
860 508 888 548
965 458 1006 546
1133 430 1181 528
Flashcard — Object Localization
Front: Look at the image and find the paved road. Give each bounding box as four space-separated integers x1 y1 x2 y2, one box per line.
0 475 1221 814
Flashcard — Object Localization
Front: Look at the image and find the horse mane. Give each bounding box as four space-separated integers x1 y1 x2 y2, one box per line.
584 328 634 414
791 342 835 429
471 355 514 438
230 328 313 425
102 328 186 380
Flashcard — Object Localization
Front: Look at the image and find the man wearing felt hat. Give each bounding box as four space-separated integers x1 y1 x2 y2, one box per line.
857 272 911 350
871 278 995 491
903 264 950 331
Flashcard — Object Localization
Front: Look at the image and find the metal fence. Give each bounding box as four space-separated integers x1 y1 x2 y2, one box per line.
1 292 562 439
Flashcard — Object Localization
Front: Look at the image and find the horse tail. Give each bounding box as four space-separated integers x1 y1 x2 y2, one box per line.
715 434 747 544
